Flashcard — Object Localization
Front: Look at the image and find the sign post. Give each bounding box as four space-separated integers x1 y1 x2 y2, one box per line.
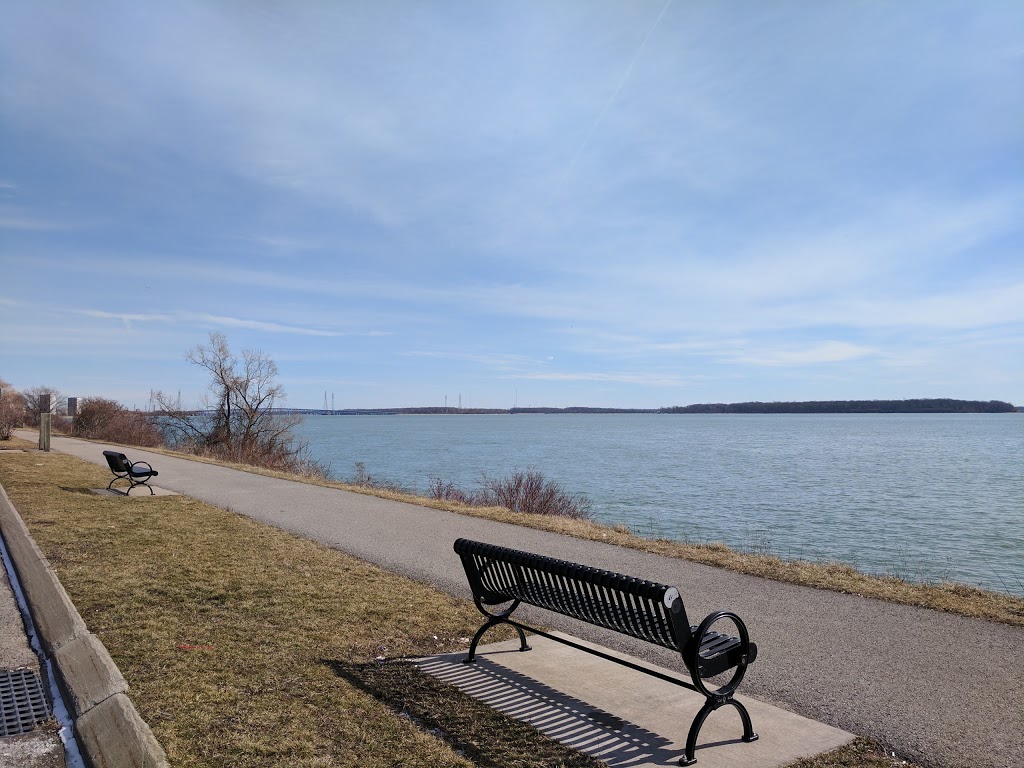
38 394 51 452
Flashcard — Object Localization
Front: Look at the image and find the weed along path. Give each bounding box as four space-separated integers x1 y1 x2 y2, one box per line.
38 434 1024 768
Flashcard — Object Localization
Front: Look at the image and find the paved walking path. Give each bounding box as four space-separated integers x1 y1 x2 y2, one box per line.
33 435 1024 768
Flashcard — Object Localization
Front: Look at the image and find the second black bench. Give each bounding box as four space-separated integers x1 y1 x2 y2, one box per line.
103 451 159 495
454 538 759 766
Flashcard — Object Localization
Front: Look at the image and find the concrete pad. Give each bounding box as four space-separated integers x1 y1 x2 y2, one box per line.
89 487 178 497
416 632 854 768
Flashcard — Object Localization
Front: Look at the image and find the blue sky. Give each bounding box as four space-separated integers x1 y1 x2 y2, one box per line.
2 1 1022 410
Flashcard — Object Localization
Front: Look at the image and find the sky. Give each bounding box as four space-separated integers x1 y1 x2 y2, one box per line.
1 1 1022 410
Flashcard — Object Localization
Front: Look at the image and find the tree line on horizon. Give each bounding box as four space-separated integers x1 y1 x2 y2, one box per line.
284 398 1017 415
3 334 1016 460
659 398 1016 414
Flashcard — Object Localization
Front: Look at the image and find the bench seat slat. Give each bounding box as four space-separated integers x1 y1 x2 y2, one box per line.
463 549 683 651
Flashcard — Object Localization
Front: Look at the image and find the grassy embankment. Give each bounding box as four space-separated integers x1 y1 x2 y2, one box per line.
109 434 1024 628
0 439 916 767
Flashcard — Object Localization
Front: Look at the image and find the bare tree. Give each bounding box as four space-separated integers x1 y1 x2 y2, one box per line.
21 385 64 427
152 333 323 476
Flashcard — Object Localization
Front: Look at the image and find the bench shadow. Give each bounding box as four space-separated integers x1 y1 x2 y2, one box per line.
415 653 692 767
59 486 104 495
322 657 603 768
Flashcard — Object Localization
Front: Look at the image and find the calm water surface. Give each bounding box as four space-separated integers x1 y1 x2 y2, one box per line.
293 413 1023 596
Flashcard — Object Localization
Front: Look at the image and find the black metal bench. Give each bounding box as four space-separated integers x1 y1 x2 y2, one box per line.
454 538 758 766
102 450 159 495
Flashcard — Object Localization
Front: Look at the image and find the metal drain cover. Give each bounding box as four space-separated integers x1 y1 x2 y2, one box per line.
0 669 52 737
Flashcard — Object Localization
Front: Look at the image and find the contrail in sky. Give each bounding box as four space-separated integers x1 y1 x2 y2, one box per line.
568 0 674 170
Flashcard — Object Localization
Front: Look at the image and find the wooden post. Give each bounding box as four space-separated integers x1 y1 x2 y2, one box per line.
38 394 51 451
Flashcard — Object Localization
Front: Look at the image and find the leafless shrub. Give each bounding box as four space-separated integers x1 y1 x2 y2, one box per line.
72 397 164 447
480 468 592 519
350 462 411 494
429 468 592 520
0 393 24 440
427 477 485 505
49 415 72 435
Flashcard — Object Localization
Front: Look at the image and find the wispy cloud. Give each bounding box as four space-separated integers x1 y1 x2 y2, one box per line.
0 207 78 231
68 306 384 338
78 309 176 324
229 234 325 256
721 341 878 367
511 371 690 387
404 350 542 371
197 314 347 337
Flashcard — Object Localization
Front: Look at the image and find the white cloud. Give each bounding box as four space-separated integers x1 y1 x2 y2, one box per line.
404 350 541 371
511 371 690 387
722 341 878 367
198 314 353 337
66 305 380 338
79 309 175 324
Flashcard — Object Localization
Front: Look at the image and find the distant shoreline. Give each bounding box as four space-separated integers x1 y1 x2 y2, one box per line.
281 398 1019 416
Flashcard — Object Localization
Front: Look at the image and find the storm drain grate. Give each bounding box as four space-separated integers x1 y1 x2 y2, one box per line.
0 669 52 737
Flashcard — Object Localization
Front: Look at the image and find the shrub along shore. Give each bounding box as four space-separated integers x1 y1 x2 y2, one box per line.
347 480 1024 628
120 436 1024 627
28 430 1021 627
0 439 920 767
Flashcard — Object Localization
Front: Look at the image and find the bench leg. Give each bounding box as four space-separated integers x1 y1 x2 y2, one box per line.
680 696 758 766
464 618 531 664
125 479 155 495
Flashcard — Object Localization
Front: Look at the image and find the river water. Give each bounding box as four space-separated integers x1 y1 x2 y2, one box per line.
293 413 1023 596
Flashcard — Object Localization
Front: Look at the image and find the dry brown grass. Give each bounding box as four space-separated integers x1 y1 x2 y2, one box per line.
22 428 1024 627
0 434 38 450
0 450 592 767
314 483 1024 628
785 738 916 768
0 449 928 768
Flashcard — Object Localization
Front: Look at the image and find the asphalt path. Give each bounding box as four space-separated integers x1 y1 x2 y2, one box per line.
38 435 1024 768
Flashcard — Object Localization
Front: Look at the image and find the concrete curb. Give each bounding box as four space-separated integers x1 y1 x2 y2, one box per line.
0 483 168 768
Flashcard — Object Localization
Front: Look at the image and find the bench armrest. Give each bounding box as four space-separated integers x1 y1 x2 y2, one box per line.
684 610 754 698
128 461 157 477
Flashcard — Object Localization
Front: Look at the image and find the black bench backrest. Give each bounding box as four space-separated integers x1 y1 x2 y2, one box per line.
455 538 693 652
103 451 131 473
